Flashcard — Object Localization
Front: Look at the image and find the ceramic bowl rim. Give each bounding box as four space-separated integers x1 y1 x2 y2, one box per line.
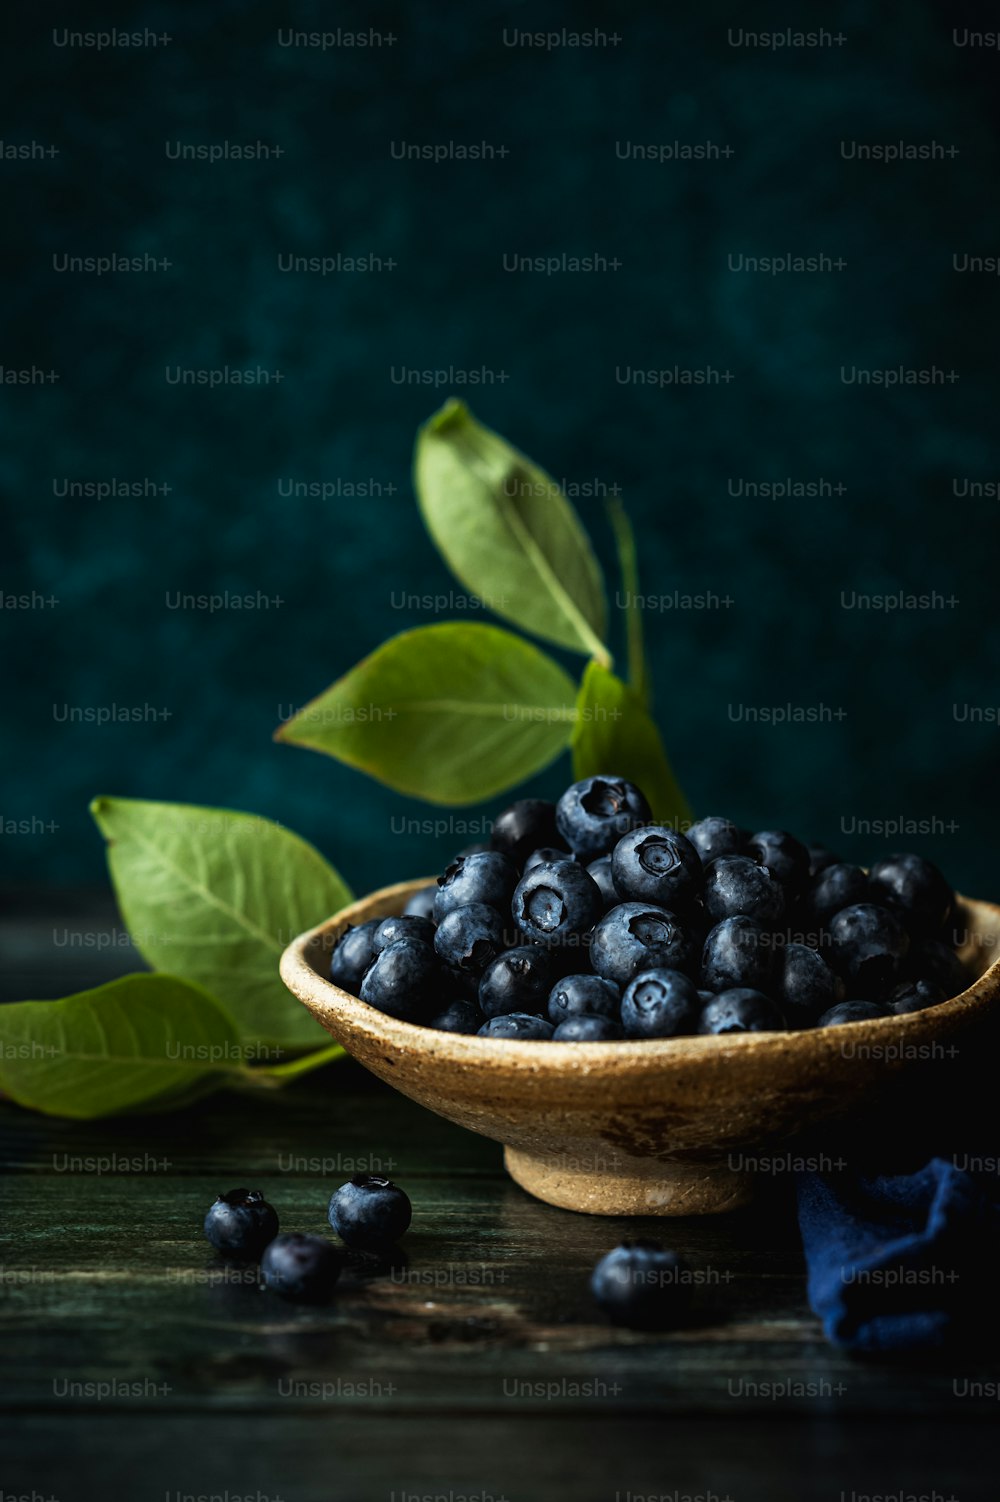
279 878 1000 1071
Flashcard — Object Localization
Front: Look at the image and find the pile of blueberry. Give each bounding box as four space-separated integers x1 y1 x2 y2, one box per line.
328 775 970 1039
202 1174 411 1303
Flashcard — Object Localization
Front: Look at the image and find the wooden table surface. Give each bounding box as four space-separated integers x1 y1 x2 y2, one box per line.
1 890 994 1500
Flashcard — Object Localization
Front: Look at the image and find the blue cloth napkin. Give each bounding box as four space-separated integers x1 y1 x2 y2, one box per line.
795 1155 1000 1352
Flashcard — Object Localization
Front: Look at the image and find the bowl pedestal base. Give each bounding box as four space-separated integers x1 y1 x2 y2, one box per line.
503 1145 754 1217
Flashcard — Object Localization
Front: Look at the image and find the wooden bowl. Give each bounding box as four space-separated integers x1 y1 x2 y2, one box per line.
280 880 1000 1217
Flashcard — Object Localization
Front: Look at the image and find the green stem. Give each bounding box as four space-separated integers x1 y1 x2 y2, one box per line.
606 498 648 706
241 1042 346 1088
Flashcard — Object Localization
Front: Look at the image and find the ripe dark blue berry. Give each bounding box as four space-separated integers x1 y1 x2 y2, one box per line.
816 999 890 1027
912 939 969 998
477 1013 554 1039
402 885 437 920
328 919 381 994
328 1173 412 1250
828 903 910 999
429 999 485 1033
433 851 518 922
552 1015 622 1041
203 1188 279 1259
512 861 603 946
360 938 438 1021
804 863 869 927
590 903 695 986
889 979 946 1015
620 969 700 1039
745 829 810 897
702 855 785 925
434 903 508 976
685 816 747 866
868 853 954 935
591 1241 691 1329
779 942 843 1026
555 775 652 862
698 989 786 1035
611 826 702 908
260 1233 340 1303
585 856 617 907
373 914 436 953
700 916 774 994
547 973 620 1026
523 846 575 873
490 798 564 867
478 945 555 1018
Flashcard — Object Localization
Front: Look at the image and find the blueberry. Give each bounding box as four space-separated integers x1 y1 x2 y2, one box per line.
745 830 811 897
699 916 774 994
698 989 786 1035
433 851 518 922
808 843 840 878
552 1015 623 1041
828 903 910 999
804 863 869 927
360 937 438 1021
523 846 576 873
555 775 652 862
591 1241 691 1329
434 903 508 977
512 861 603 946
328 1172 412 1250
889 979 946 1015
590 903 695 986
260 1233 341 1303
585 856 617 907
373 914 436 953
868 853 954 936
816 999 890 1027
610 826 702 908
428 998 485 1033
403 885 437 920
702 855 785 925
490 798 565 867
477 1013 554 1040
328 918 381 994
478 946 555 1018
547 973 620 1026
686 816 747 866
203 1187 279 1259
911 939 970 998
621 968 700 1039
779 943 843 1026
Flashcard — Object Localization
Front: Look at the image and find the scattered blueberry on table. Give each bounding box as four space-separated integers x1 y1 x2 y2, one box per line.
590 1241 693 1329
260 1233 341 1304
325 774 972 1038
327 1173 413 1251
203 1187 280 1258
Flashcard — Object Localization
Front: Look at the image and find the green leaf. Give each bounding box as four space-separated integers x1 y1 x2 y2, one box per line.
414 400 609 660
90 798 352 1050
277 622 578 804
0 974 243 1119
571 661 691 829
606 497 649 707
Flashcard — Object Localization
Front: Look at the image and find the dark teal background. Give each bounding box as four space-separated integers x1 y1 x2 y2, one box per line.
3 0 999 900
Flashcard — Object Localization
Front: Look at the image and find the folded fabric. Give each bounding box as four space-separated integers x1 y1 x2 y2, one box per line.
795 1156 1000 1352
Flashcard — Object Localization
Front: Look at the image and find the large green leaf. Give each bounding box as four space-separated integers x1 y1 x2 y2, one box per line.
571 661 691 828
0 975 243 1119
414 401 608 659
277 622 578 803
90 798 351 1049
